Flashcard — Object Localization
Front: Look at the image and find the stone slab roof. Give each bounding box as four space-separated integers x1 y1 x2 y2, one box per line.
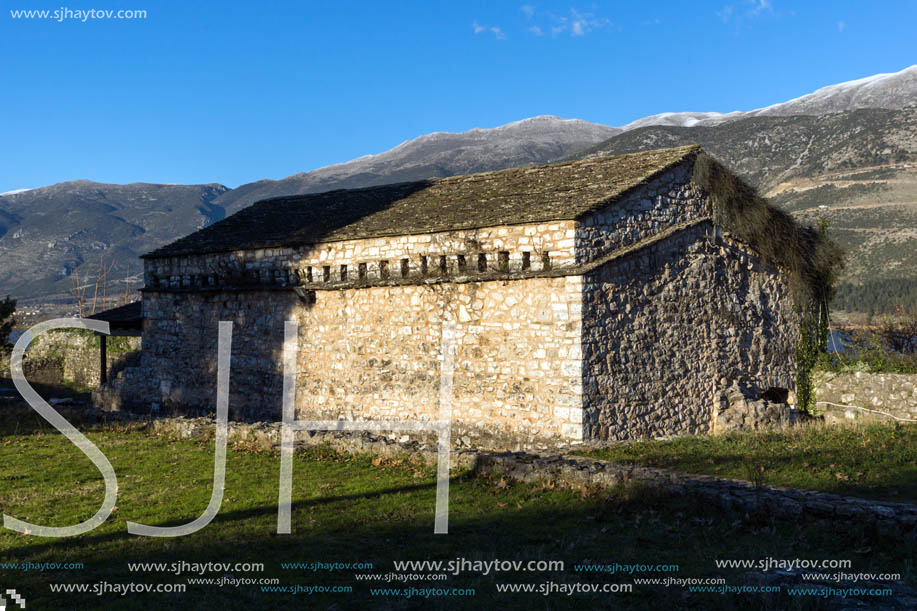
88 301 142 323
87 301 143 332
144 145 700 259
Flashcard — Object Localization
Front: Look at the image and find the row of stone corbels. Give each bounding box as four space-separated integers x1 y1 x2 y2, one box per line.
146 249 558 292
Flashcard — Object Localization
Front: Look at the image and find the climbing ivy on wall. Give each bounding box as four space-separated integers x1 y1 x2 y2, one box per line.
692 153 845 415
794 219 841 413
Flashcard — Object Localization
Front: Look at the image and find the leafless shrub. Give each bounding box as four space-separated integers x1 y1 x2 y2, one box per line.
877 305 917 353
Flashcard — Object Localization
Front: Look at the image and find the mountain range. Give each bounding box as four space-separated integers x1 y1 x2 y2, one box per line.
1 65 915 312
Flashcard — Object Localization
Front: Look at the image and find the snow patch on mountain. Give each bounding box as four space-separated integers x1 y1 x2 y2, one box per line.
616 65 916 131
0 188 34 196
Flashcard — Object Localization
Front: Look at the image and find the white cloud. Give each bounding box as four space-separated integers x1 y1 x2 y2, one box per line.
749 0 772 16
472 20 507 40
837 20 846 32
569 9 609 36
526 7 609 37
521 4 535 19
718 0 774 23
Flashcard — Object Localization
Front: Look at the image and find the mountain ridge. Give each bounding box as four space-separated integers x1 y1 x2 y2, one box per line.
618 64 917 131
2 65 915 310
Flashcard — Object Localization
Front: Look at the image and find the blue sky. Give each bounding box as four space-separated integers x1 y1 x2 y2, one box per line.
0 0 914 192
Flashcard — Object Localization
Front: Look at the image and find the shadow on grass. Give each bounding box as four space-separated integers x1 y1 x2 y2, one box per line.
1 387 914 609
611 449 917 501
2 473 910 611
0 375 92 404
8 479 444 559
576 426 917 503
0 382 119 437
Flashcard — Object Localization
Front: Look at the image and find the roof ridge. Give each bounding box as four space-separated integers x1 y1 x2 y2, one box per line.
255 144 702 206
144 145 704 259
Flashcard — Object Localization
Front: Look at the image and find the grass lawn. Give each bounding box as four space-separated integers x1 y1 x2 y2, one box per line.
573 422 917 503
0 406 914 610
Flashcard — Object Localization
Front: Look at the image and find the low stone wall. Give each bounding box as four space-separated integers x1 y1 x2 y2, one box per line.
143 415 915 539
2 330 141 389
6 398 912 538
817 371 917 424
475 452 916 540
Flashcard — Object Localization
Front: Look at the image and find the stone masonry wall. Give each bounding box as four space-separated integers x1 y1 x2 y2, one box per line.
8 330 141 389
574 161 707 264
817 371 917 424
131 290 296 420
709 236 798 421
144 220 579 293
581 223 797 440
293 276 583 443
124 275 584 445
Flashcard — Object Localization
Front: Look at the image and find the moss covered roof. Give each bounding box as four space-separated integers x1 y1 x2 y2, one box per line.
144 145 700 259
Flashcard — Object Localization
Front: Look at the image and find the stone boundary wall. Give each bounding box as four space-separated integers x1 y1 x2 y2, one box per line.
2 330 140 388
134 414 915 538
816 371 917 424
476 453 916 539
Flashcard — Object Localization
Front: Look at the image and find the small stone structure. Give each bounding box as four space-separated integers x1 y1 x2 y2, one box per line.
96 146 805 447
713 379 798 433
817 371 917 424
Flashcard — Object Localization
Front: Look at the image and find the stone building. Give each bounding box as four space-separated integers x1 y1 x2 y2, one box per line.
96 145 809 447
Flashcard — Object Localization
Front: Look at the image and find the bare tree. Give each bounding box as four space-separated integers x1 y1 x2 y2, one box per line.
878 304 917 353
117 266 136 306
89 256 116 315
71 256 121 316
70 267 89 318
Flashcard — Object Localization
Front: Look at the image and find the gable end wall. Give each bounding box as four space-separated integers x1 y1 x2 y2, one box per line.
580 221 797 440
575 160 707 264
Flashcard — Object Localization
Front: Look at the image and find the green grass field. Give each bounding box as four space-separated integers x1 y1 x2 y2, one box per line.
0 405 914 610
574 422 917 503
